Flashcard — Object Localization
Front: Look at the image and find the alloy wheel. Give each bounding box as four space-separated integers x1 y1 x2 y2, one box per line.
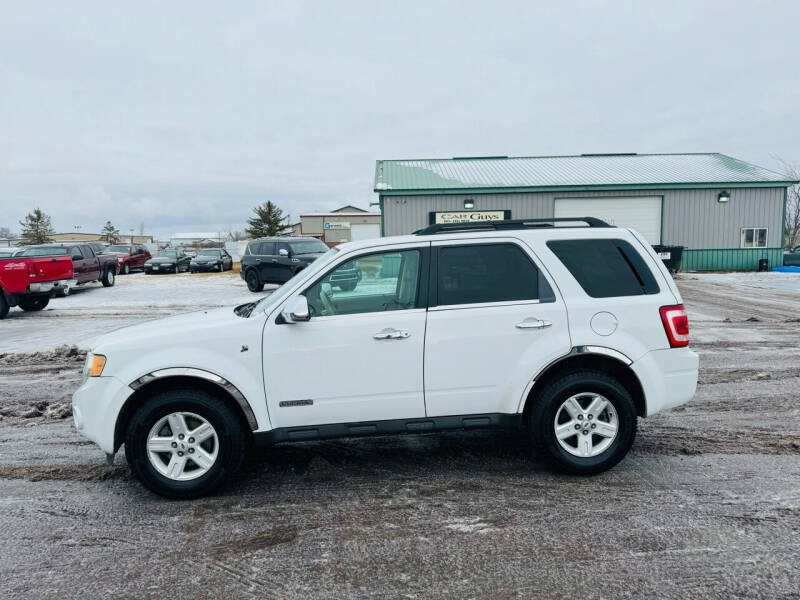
553 393 618 458
146 411 219 481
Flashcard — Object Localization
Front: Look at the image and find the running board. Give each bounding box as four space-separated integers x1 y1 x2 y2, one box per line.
253 413 523 446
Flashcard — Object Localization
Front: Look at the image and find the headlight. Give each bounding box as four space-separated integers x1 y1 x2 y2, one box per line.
83 353 107 379
162 263 174 267
117 257 124 264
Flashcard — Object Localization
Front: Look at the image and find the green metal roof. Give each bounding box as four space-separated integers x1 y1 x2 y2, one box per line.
374 153 796 194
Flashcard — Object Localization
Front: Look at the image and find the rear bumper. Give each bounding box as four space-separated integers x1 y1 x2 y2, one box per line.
631 347 699 416
72 375 134 454
29 278 76 293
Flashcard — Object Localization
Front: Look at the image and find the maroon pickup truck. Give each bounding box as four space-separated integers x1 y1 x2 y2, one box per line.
15 244 118 297
0 251 74 318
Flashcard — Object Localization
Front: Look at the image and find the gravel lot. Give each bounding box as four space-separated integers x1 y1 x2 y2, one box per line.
1 271 799 599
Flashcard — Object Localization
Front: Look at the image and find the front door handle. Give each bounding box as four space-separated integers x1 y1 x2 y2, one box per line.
516 318 552 329
373 328 411 340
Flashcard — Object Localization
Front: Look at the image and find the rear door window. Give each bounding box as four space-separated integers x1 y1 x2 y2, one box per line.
70 247 84 260
547 239 660 298
434 243 550 306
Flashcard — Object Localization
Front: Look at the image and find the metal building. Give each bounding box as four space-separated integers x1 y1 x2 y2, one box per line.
296 205 381 246
374 153 797 270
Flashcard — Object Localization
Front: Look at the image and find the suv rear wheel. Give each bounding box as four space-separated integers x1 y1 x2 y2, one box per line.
124 388 248 499
0 294 9 319
245 269 264 292
529 371 636 475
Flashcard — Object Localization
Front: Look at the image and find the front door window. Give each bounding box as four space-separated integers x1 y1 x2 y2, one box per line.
304 249 421 317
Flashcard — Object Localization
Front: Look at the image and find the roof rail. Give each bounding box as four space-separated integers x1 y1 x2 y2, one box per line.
414 217 612 235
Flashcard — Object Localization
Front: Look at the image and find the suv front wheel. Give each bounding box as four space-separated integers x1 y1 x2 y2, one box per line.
124 388 248 499
530 371 636 475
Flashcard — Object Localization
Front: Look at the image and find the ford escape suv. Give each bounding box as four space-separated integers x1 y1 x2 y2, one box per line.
73 218 698 499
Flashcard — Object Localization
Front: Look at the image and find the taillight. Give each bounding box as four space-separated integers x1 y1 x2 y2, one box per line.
28 262 37 278
660 304 690 347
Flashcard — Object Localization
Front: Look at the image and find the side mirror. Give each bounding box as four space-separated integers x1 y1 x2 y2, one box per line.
281 296 310 323
278 248 289 257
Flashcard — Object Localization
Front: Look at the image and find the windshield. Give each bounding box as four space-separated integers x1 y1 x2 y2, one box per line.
156 250 178 258
106 245 131 253
198 249 221 257
290 240 328 255
245 247 340 317
16 247 68 257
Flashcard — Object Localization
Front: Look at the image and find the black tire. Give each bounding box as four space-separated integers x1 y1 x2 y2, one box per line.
245 269 264 292
101 267 116 287
0 293 9 319
124 388 248 499
18 295 50 311
121 262 130 275
529 371 636 475
174 264 180 274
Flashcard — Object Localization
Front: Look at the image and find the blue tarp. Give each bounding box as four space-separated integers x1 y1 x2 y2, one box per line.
772 266 800 273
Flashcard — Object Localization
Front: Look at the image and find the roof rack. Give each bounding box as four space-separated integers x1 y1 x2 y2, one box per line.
414 217 612 235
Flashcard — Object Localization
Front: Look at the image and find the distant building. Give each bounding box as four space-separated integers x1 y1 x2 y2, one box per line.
169 232 226 246
297 205 381 246
51 232 153 244
374 153 799 270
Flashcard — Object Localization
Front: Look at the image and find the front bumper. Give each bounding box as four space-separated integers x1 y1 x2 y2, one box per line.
631 347 699 416
72 375 134 454
190 263 221 272
144 264 175 273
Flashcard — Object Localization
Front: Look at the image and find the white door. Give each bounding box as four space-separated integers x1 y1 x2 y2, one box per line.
262 245 428 428
350 223 381 242
424 240 571 417
554 196 663 244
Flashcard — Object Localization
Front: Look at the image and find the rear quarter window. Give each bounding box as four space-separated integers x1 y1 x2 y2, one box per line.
547 239 660 298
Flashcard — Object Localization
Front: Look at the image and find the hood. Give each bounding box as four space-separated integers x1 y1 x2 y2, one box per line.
106 251 131 258
193 256 220 262
148 256 179 264
93 306 242 352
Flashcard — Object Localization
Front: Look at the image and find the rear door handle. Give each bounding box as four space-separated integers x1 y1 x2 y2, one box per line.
373 328 410 340
516 318 552 329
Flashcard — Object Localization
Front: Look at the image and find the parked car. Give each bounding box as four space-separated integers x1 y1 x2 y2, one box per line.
783 246 800 267
190 248 233 273
104 244 152 274
73 217 699 499
16 244 117 296
144 249 191 274
240 236 330 292
0 248 74 317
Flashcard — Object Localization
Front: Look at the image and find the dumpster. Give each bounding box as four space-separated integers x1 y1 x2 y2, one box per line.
652 245 684 273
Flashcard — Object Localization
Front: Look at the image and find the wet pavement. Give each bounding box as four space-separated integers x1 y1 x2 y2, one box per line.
0 274 798 599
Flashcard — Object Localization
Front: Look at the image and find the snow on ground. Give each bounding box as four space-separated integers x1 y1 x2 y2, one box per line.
683 271 800 294
0 272 275 353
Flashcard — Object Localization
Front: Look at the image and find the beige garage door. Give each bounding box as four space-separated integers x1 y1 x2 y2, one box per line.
554 196 662 244
350 223 381 241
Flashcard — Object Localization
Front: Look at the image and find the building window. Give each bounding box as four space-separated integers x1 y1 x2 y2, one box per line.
741 228 767 248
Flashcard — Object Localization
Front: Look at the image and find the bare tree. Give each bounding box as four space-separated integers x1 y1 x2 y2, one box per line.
778 159 800 249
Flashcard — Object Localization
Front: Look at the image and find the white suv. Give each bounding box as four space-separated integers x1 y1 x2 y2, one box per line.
73 218 698 498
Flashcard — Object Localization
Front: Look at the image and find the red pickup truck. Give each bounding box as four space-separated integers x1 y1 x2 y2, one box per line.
0 251 74 318
16 244 118 296
104 243 152 274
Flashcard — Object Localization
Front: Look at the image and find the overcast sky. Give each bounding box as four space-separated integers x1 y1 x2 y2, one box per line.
1 1 798 239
